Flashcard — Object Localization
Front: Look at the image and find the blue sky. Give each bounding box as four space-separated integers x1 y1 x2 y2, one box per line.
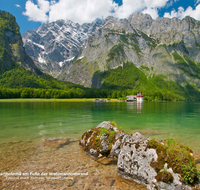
0 0 199 34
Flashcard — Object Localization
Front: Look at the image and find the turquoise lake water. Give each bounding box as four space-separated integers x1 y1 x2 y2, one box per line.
0 101 200 152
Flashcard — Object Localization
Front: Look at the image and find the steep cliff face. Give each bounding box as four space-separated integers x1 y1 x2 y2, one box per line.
22 19 104 77
57 13 200 89
0 11 39 75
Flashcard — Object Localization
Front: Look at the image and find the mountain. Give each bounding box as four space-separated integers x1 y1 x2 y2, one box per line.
22 13 200 97
0 10 85 91
22 19 104 77
52 13 200 96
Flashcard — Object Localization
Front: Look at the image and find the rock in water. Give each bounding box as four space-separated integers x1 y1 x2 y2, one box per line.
80 121 199 189
117 133 199 190
117 132 158 186
79 121 128 162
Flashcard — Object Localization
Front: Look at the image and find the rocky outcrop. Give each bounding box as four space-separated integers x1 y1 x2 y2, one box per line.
4 30 39 74
117 132 158 186
80 121 199 190
118 133 198 189
128 12 200 45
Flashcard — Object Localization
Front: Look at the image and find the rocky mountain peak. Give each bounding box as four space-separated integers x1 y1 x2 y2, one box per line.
103 16 118 28
22 18 104 77
128 12 153 33
105 16 117 22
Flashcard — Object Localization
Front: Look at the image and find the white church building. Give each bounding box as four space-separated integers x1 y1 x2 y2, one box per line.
126 91 143 102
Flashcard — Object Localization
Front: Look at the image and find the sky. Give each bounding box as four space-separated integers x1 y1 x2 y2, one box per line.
0 0 200 34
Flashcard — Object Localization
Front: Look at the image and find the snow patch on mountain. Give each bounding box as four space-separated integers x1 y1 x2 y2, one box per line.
59 56 75 67
22 19 103 76
77 56 84 60
38 54 46 64
25 39 45 50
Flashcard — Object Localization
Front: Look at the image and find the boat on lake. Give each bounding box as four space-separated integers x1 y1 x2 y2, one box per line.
93 98 107 102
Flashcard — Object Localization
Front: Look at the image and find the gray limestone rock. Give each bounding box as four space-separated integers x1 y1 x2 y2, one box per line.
117 133 198 190
118 132 157 186
96 121 120 132
3 29 39 75
58 13 200 88
23 12 200 89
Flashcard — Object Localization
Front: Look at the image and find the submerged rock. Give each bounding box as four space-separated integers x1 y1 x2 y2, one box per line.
43 138 70 148
80 121 199 189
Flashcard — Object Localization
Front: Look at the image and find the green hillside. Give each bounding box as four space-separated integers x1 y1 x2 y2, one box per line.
0 11 19 74
0 11 85 90
98 62 200 101
0 65 85 90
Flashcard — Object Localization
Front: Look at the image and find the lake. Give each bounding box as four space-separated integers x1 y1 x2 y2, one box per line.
0 101 200 151
0 100 200 189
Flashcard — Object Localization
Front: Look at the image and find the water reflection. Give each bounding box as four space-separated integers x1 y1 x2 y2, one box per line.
137 102 142 113
126 102 143 113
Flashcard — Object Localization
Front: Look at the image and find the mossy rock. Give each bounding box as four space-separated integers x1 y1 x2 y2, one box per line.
148 139 198 185
79 121 128 163
118 133 199 189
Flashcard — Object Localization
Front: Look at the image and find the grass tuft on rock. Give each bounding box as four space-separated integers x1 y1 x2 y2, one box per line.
148 139 198 185
156 170 174 184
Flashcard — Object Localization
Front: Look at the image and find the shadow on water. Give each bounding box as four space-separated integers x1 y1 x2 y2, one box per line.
56 139 79 150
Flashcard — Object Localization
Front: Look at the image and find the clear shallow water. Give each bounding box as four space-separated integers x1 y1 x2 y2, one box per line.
0 101 200 152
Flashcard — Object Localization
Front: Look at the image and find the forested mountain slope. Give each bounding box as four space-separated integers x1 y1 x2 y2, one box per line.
0 11 85 92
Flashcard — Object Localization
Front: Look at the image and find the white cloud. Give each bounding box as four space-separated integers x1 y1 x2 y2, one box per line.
23 0 50 23
142 8 159 19
113 0 143 19
112 0 169 19
50 0 56 5
37 0 50 13
164 4 200 20
195 0 200 5
15 4 21 8
49 0 118 23
23 0 183 24
165 0 179 8
141 0 169 19
144 0 169 8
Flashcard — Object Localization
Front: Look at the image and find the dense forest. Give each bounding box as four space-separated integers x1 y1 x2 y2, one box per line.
1 62 200 101
1 60 200 101
0 86 187 100
0 11 20 74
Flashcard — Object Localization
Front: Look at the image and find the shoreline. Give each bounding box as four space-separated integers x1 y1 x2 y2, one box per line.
0 98 119 102
0 137 147 189
0 137 199 189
